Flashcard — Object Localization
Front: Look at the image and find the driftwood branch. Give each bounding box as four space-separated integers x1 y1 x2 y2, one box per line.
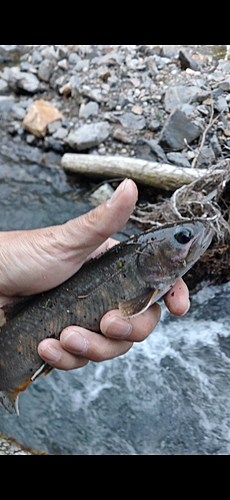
61 154 221 191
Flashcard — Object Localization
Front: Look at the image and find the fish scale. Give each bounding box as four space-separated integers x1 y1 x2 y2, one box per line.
0 221 213 414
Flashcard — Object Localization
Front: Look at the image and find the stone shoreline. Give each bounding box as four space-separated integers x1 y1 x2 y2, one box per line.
0 44 230 173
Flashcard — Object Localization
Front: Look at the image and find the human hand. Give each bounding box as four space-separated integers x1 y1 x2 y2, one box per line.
0 179 190 370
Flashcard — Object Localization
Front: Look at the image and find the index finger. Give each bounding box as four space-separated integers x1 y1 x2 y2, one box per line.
163 278 190 316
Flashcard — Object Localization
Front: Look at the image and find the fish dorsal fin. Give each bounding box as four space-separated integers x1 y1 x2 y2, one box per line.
119 288 160 318
1 295 37 322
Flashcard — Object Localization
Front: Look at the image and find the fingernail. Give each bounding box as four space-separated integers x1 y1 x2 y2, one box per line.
63 331 89 354
104 317 132 338
41 344 61 363
107 178 129 206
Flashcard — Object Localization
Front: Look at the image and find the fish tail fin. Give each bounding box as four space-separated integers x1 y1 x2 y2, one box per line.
1 391 19 416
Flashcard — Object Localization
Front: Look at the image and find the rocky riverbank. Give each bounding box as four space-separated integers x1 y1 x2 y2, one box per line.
0 44 230 175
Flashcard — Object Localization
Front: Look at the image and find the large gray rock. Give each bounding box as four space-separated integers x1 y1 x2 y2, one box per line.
159 109 201 151
66 121 111 151
8 68 40 94
179 50 200 71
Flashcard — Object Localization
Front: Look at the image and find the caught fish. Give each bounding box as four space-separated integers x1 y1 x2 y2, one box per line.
0 221 213 415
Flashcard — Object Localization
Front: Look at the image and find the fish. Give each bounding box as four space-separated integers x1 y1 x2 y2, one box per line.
0 220 213 415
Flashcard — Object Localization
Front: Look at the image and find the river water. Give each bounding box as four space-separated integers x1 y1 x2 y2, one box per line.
0 137 229 455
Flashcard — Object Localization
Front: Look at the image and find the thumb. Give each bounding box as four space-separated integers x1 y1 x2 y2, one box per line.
60 178 138 263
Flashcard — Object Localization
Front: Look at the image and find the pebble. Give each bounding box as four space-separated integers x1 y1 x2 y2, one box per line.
66 121 111 151
79 101 99 119
119 112 146 130
167 152 191 168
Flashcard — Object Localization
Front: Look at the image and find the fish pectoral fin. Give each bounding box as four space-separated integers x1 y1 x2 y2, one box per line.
1 391 19 416
119 288 160 318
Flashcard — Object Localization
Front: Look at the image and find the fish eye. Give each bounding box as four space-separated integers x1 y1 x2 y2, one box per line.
174 227 193 245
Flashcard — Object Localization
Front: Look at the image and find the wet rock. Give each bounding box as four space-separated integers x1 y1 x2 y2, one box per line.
119 112 146 130
164 85 201 113
79 101 99 119
23 99 63 137
179 50 200 71
66 121 111 151
38 59 55 82
8 68 40 94
159 109 201 151
167 152 191 168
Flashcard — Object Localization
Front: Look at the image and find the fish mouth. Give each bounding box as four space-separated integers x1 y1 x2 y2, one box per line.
188 222 214 263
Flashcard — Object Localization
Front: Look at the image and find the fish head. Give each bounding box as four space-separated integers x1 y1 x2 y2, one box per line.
136 220 214 289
